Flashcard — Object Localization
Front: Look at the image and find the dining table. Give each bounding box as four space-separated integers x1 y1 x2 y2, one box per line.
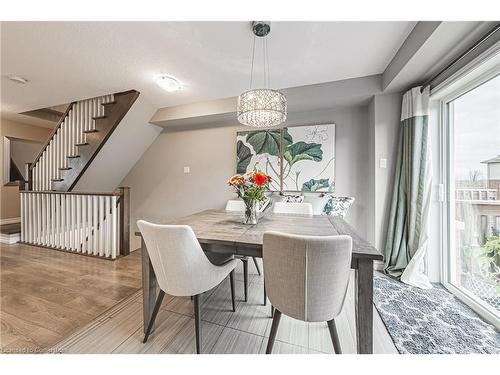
135 209 383 354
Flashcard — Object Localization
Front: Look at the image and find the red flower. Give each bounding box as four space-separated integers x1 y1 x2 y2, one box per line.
254 172 268 186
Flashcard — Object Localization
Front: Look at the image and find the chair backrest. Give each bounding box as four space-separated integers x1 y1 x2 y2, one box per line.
273 202 313 215
225 199 246 212
263 231 352 322
137 220 216 296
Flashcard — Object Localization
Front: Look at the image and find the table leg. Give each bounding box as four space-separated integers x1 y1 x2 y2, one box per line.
354 259 374 354
141 238 157 335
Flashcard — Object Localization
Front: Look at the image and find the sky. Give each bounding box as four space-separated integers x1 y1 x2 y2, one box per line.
453 74 500 182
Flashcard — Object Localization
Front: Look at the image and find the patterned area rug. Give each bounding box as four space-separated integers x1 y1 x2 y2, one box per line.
373 274 500 354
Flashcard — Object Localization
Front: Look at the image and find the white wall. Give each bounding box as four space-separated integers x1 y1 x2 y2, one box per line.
121 106 370 250
74 96 162 192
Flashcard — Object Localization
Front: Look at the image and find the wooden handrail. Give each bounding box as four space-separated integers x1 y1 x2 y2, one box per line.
29 89 138 174
29 101 75 172
19 190 123 196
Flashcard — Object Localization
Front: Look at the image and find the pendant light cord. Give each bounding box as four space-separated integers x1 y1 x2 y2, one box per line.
249 32 272 89
249 35 256 89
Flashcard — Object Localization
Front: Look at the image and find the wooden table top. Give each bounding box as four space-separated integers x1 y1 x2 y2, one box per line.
135 209 383 261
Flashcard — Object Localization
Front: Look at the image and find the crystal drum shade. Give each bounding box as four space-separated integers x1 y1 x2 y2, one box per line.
237 89 287 127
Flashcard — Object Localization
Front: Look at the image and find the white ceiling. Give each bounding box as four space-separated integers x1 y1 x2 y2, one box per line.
1 21 416 120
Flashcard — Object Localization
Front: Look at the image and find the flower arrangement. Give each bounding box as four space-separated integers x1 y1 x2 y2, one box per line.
228 170 272 224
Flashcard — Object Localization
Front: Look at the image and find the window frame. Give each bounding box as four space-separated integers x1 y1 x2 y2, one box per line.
438 66 500 329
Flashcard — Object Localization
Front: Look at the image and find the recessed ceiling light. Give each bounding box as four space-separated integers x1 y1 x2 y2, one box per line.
156 75 182 92
8 75 28 84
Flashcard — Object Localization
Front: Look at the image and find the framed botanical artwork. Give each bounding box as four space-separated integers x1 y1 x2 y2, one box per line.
236 129 282 191
236 124 335 193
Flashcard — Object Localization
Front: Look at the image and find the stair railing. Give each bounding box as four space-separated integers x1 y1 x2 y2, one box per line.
19 187 130 259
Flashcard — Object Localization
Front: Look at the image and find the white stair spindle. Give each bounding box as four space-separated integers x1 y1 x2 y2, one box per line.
83 100 88 132
99 196 104 257
35 193 40 244
20 193 25 242
93 196 98 255
87 195 93 255
111 195 117 258
62 194 67 250
76 194 81 253
104 196 110 257
46 193 50 244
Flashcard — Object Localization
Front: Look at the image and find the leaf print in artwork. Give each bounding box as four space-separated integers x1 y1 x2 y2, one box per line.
246 129 281 156
236 140 252 174
246 128 293 156
302 178 331 192
283 141 323 166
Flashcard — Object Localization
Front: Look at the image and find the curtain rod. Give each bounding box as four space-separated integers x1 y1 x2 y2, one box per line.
420 23 500 92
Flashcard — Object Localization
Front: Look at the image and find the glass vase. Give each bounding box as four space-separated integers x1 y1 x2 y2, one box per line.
243 199 258 225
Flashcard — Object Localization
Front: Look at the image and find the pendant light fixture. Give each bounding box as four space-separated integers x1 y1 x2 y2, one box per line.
237 21 287 128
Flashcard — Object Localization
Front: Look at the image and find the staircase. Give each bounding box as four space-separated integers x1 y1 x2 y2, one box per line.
29 90 139 192
18 90 138 258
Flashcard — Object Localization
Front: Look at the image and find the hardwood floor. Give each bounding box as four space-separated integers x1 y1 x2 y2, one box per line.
1 244 397 354
0 243 142 353
53 260 398 354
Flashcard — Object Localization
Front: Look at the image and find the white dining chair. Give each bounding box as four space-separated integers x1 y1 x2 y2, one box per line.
225 199 262 302
273 202 314 215
137 220 237 354
225 199 246 211
263 231 352 354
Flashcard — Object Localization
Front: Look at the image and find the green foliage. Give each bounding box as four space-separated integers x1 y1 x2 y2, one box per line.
476 235 500 282
236 141 252 174
302 178 330 192
244 127 329 192
246 129 282 156
283 141 323 166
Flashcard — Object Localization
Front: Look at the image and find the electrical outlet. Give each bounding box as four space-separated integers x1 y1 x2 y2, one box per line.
379 158 387 169
183 166 190 174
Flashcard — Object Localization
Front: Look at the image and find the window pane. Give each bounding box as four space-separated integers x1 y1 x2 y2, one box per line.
452 74 500 313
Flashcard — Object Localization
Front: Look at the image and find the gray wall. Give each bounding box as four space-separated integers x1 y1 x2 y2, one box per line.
372 93 402 253
121 106 370 250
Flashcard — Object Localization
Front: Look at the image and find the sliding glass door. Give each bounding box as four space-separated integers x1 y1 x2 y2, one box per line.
442 72 500 324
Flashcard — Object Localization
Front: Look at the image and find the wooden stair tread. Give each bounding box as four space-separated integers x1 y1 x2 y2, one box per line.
67 155 80 158
75 142 89 146
51 178 64 182
0 223 21 235
83 129 99 134
59 167 71 170
92 115 106 120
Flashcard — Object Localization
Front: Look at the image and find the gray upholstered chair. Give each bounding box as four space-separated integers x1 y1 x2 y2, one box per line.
263 231 352 354
137 220 237 354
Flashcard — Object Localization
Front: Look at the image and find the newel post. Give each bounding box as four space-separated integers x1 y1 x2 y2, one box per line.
117 186 130 256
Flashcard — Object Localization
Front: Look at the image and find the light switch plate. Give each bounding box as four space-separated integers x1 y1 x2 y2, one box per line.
183 166 190 174
379 158 387 169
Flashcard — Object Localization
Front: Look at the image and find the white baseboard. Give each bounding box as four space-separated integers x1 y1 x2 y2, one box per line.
0 217 21 225
0 233 20 244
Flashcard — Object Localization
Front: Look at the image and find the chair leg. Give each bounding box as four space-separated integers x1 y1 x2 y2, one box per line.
229 270 236 312
143 290 165 343
263 280 267 306
327 319 342 354
194 294 201 354
252 257 261 276
242 258 248 302
265 309 282 354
